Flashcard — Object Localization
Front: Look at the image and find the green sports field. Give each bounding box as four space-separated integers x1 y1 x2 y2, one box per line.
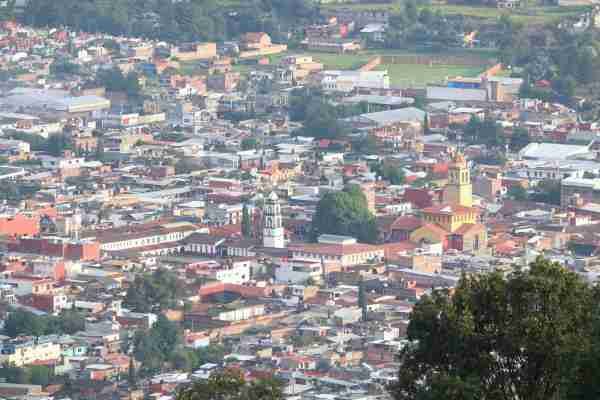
377 63 486 87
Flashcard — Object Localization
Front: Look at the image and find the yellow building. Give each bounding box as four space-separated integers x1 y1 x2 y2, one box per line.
413 153 488 254
0 338 61 367
421 204 479 233
443 152 473 207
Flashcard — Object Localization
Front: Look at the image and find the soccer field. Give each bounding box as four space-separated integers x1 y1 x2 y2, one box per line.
377 63 486 88
267 52 373 70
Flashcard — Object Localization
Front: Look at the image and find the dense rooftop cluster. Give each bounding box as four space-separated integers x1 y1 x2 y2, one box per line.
1 0 600 399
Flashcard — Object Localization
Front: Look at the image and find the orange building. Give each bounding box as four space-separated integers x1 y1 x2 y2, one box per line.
0 213 40 236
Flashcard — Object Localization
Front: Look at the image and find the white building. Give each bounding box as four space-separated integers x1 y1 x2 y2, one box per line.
215 261 251 284
217 303 266 322
321 70 390 93
518 142 591 161
514 160 600 181
275 259 322 284
263 192 285 248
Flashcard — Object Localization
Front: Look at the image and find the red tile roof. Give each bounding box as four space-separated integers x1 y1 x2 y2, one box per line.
453 223 485 236
391 216 423 231
288 242 382 257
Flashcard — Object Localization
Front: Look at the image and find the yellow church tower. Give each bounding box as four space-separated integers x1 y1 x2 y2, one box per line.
443 152 472 207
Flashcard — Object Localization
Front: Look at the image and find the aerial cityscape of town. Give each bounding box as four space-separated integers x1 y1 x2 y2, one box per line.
3 0 600 399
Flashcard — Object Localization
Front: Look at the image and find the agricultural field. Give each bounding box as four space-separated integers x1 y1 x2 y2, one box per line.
423 4 589 24
321 1 589 24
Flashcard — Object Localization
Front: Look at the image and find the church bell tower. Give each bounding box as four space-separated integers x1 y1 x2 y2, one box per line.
443 152 473 207
263 192 285 248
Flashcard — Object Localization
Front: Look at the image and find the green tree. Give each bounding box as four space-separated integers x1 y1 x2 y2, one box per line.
29 365 52 386
530 179 561 205
510 127 530 152
50 58 80 76
134 314 181 375
241 204 252 238
170 349 199 372
195 344 227 366
128 357 137 388
124 269 181 313
463 116 481 144
353 135 378 155
3 309 86 338
241 137 259 150
57 309 86 334
96 67 140 97
358 277 368 322
4 310 48 337
552 76 576 100
303 100 345 139
382 165 406 185
0 363 30 384
389 257 595 400
507 185 528 201
176 370 283 400
46 133 73 157
312 184 378 244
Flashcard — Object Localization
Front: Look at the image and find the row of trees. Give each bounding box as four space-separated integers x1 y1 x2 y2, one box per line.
289 88 377 140
20 0 317 43
462 116 531 152
7 131 72 157
0 363 54 386
133 314 229 375
390 257 600 400
96 67 141 98
3 309 86 338
385 4 469 50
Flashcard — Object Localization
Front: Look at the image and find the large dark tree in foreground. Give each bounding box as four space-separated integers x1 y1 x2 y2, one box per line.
389 257 600 400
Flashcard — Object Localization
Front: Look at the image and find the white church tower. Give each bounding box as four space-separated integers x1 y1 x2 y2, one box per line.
263 191 285 248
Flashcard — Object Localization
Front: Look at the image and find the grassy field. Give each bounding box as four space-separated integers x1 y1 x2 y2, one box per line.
265 52 374 69
423 4 589 23
376 63 485 87
181 48 494 86
321 1 589 24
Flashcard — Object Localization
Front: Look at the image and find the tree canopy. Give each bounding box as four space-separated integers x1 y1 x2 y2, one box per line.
389 257 600 400
134 314 181 374
0 363 54 386
311 185 378 244
22 0 317 43
176 369 284 400
530 179 562 206
289 88 347 140
463 116 504 148
124 269 182 313
96 67 141 97
3 309 86 338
